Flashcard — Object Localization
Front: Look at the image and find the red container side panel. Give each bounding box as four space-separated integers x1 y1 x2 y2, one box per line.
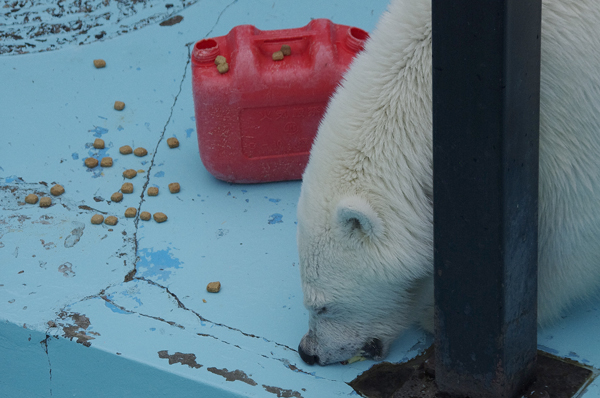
191 19 369 183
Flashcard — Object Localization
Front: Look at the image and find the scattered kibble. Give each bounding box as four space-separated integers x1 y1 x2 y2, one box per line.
121 183 134 194
153 212 168 223
167 137 179 148
111 192 124 202
100 157 113 167
217 63 229 74
168 182 180 193
39 197 52 208
272 51 284 61
140 211 151 221
50 184 65 196
85 157 98 168
104 216 118 226
119 145 133 155
124 207 137 218
206 281 221 293
25 194 39 204
93 59 106 68
93 138 105 149
123 169 137 179
147 187 159 196
202 299 207 303
215 55 227 65
133 147 147 157
281 44 291 56
91 214 104 224
114 101 125 111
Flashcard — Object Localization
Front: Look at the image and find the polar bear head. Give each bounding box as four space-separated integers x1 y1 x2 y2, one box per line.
297 184 434 365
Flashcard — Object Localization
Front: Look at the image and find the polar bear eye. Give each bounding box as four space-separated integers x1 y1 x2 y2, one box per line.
316 307 328 315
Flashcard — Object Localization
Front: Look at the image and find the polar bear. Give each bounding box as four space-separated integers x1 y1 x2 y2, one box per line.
297 0 600 365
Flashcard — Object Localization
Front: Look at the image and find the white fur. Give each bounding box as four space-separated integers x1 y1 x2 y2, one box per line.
297 0 600 365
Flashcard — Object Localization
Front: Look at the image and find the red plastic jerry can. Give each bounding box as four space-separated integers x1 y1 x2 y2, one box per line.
191 19 369 183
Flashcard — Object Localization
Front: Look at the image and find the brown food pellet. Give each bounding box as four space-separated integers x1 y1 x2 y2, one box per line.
93 138 105 149
121 183 134 194
206 281 221 293
272 51 284 61
153 212 168 223
104 216 118 226
100 157 113 167
93 59 106 68
91 214 104 224
167 137 179 148
214 55 227 65
114 101 125 111
147 187 159 196
111 192 124 202
124 207 137 218
50 184 65 196
168 182 180 193
140 211 151 221
133 147 147 157
217 62 229 74
85 157 98 168
281 44 291 56
119 145 133 155
123 169 137 179
25 194 39 204
39 197 52 208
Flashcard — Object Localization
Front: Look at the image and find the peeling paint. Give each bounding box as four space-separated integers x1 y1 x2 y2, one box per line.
58 312 96 347
158 350 202 369
58 262 75 277
159 15 183 26
137 247 182 281
207 367 257 386
64 221 85 248
268 213 283 224
262 385 304 397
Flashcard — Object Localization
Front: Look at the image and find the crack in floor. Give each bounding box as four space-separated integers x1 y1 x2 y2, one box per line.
135 276 297 352
126 26 194 283
41 334 54 396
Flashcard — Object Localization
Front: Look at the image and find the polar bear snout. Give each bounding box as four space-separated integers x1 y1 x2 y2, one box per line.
298 329 385 365
298 331 320 365
298 342 319 365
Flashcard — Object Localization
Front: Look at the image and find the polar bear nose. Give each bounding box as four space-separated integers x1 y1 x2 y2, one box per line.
298 343 320 365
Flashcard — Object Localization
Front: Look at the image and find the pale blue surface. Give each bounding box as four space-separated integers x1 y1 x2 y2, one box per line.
1 1 599 397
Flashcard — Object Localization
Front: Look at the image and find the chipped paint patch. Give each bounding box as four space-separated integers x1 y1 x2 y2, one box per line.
207 367 257 386
137 247 182 281
263 385 304 397
268 213 283 224
158 350 202 369
58 262 76 277
58 311 96 347
64 221 85 248
104 300 132 315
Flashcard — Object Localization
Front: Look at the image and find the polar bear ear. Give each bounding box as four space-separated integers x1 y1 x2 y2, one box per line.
335 196 384 240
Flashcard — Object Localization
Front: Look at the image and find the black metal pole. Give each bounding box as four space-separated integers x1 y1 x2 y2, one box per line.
432 0 541 397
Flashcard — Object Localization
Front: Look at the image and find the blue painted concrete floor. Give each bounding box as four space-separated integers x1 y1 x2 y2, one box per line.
1 1 599 397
